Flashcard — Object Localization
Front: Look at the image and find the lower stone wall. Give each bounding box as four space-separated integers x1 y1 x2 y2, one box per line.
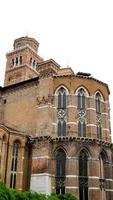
30 173 52 194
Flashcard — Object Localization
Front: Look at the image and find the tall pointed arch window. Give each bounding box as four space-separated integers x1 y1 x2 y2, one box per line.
79 150 88 200
57 87 67 137
10 141 20 189
77 88 85 109
56 149 66 194
58 87 66 109
95 92 101 113
99 152 107 199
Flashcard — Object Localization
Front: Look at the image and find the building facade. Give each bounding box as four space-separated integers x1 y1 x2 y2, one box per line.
0 36 113 200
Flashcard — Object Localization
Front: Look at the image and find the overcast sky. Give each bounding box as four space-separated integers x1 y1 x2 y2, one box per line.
0 0 113 139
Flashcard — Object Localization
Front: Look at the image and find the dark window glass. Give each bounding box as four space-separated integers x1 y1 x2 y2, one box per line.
10 173 13 188
78 121 86 137
58 88 66 109
79 150 88 200
15 57 18 66
20 56 22 65
58 121 61 137
58 121 66 137
78 121 81 137
56 149 66 194
58 92 62 109
96 93 101 113
13 174 16 189
12 59 14 66
33 60 35 68
97 125 102 139
83 122 86 137
77 89 85 109
29 57 32 65
63 121 66 136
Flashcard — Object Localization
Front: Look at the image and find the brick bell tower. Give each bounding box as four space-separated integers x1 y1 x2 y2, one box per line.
4 36 44 86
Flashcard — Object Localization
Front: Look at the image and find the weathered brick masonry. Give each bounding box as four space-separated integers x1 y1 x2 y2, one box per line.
0 36 113 200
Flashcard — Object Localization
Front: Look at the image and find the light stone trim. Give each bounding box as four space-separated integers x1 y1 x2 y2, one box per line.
52 123 57 126
66 175 100 180
106 189 113 192
31 173 55 177
67 122 77 125
87 124 96 127
67 105 77 108
36 104 52 109
102 113 108 116
102 128 109 131
89 176 99 179
89 187 100 190
66 175 78 178
66 186 78 189
32 156 50 159
18 188 22 191
87 108 96 111
106 179 113 182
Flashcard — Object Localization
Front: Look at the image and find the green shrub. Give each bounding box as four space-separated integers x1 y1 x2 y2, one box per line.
0 182 79 200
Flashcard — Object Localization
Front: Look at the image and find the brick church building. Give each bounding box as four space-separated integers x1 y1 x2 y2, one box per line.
0 36 113 200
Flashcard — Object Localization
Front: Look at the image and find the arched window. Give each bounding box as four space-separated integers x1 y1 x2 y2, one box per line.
57 87 67 137
19 56 22 65
10 141 20 189
79 150 88 200
97 124 102 139
33 60 36 68
11 59 14 67
15 57 18 66
78 121 86 137
99 152 107 199
29 57 32 66
95 92 101 113
77 88 85 109
56 149 66 194
58 87 66 109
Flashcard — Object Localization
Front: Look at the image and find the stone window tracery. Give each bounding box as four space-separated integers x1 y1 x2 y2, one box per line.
96 92 101 113
95 92 103 140
10 141 20 189
57 87 67 137
77 88 87 137
79 150 88 200
56 149 66 194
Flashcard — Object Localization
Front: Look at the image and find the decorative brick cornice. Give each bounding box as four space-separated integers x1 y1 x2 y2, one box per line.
53 74 110 94
29 135 113 149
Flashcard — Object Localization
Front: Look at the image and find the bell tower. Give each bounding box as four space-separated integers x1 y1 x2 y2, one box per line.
4 36 44 86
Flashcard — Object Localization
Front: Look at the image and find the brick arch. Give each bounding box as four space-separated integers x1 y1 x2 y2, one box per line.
94 90 104 101
53 145 68 158
99 148 109 162
54 84 70 95
76 145 92 158
2 134 7 142
12 138 22 146
75 85 90 97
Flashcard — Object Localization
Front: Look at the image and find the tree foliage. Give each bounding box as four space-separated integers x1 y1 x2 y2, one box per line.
0 182 78 200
